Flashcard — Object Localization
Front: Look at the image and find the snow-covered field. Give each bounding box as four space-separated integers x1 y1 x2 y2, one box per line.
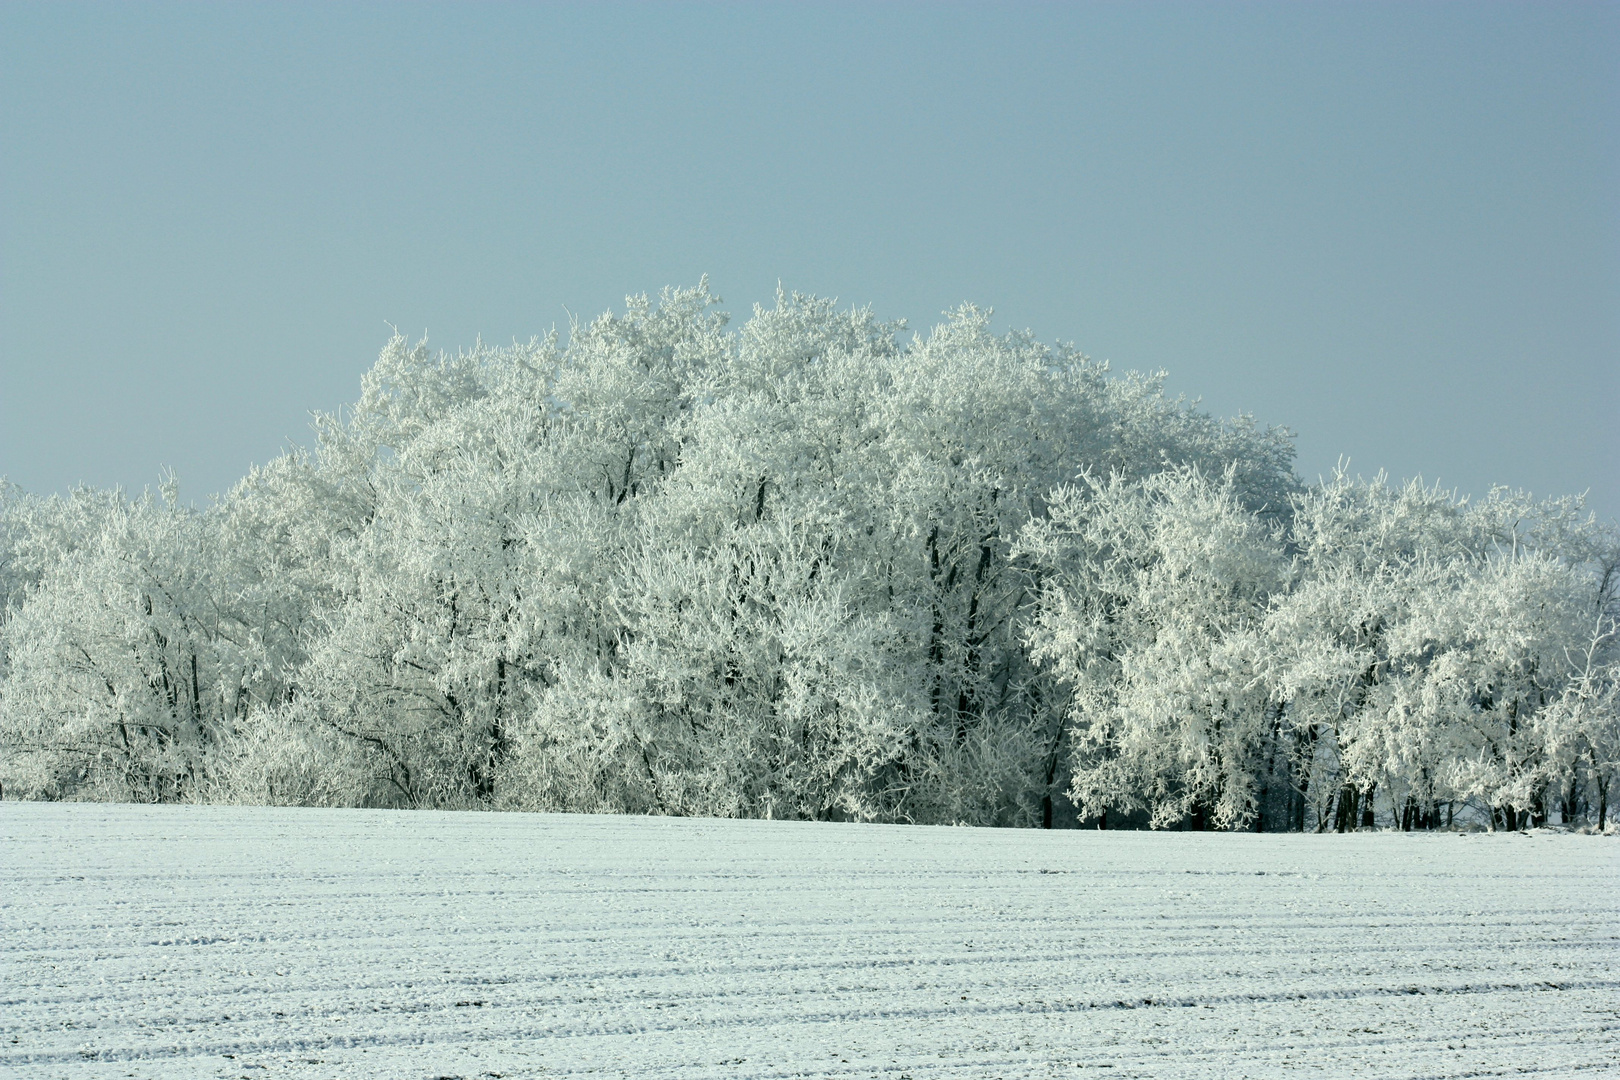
2 804 1615 1080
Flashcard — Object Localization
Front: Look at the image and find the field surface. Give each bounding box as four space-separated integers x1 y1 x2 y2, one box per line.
1 804 1616 1079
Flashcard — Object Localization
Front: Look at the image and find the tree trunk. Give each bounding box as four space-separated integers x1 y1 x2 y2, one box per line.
1040 702 1063 831
1334 784 1358 833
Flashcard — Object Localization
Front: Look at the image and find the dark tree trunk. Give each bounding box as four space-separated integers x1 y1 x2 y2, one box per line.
1334 784 1358 833
1040 702 1063 831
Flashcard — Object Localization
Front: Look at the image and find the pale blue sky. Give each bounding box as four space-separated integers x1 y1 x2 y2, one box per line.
3 2 1616 518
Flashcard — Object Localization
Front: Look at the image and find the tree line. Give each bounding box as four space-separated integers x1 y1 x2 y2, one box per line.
2 284 1614 830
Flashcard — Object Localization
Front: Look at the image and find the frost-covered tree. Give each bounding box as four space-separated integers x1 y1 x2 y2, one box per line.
249 285 1295 822
1 483 286 799
1261 475 1617 831
1020 467 1290 829
3 282 1610 829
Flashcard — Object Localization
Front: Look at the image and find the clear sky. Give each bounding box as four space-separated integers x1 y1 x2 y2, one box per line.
3 2 1616 519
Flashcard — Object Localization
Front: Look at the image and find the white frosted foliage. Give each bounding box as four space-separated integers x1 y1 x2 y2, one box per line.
0 284 1613 829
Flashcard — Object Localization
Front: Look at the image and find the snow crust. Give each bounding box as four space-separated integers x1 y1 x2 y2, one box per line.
3 803 1616 1079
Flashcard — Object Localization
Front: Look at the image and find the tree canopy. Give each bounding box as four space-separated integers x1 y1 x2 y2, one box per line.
2 284 1614 830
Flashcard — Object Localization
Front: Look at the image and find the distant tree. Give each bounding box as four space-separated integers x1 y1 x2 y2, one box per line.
1019 467 1289 829
1263 475 1616 831
5 282 1610 830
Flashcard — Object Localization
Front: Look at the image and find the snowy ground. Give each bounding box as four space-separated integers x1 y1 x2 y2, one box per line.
2 804 1615 1080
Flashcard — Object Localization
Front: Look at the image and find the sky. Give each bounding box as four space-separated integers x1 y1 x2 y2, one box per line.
2 2 1616 520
